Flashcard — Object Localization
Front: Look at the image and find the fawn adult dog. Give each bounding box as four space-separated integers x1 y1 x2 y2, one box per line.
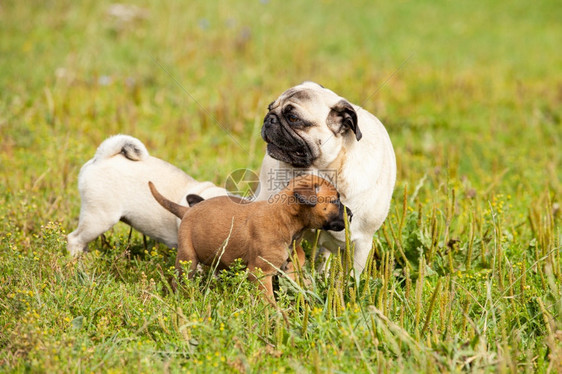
68 134 227 255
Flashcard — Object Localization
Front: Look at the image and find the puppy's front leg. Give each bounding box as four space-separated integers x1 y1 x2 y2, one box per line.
284 243 306 282
248 264 276 306
259 275 276 306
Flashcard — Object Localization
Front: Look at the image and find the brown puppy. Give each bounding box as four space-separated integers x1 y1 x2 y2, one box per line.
185 193 306 281
148 175 351 302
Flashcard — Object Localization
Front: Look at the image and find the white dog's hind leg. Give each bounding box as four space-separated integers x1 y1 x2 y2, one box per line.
67 211 120 256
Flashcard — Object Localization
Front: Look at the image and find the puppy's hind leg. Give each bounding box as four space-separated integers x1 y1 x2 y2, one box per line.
173 233 199 291
67 210 120 256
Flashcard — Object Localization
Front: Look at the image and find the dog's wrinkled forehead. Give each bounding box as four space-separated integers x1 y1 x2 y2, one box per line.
290 174 338 195
268 82 339 111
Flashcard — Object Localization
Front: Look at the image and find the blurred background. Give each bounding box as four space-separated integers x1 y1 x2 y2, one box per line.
0 0 560 224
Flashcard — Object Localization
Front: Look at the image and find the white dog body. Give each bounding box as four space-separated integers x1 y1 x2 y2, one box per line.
67 135 227 255
257 82 396 273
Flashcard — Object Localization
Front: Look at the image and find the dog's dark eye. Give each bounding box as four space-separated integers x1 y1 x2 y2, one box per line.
287 113 299 123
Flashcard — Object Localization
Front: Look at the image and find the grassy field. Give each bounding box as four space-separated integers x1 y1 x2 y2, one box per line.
1 0 561 372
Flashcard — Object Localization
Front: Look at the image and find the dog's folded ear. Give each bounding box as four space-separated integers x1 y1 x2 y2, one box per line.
186 194 205 207
294 191 317 207
328 99 362 141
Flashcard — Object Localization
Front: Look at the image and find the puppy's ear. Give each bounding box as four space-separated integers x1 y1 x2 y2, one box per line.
327 99 362 141
186 194 204 207
294 191 317 207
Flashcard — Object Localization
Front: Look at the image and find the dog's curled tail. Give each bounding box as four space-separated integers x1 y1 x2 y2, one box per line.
94 134 149 162
148 181 188 219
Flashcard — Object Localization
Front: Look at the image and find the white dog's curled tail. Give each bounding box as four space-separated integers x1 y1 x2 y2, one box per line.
93 134 149 161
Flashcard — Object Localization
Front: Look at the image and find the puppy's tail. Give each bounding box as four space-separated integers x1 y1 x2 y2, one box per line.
94 134 149 162
149 181 188 219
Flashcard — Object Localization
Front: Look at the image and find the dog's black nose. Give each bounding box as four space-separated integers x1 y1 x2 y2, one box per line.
264 113 278 128
323 219 346 232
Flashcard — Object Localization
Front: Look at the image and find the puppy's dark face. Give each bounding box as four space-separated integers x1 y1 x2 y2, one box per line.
319 194 352 232
290 175 352 232
261 82 362 168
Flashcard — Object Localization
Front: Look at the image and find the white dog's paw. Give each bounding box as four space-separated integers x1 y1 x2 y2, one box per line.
66 234 86 257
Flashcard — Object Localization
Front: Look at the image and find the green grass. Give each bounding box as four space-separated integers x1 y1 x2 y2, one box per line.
1 0 561 372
